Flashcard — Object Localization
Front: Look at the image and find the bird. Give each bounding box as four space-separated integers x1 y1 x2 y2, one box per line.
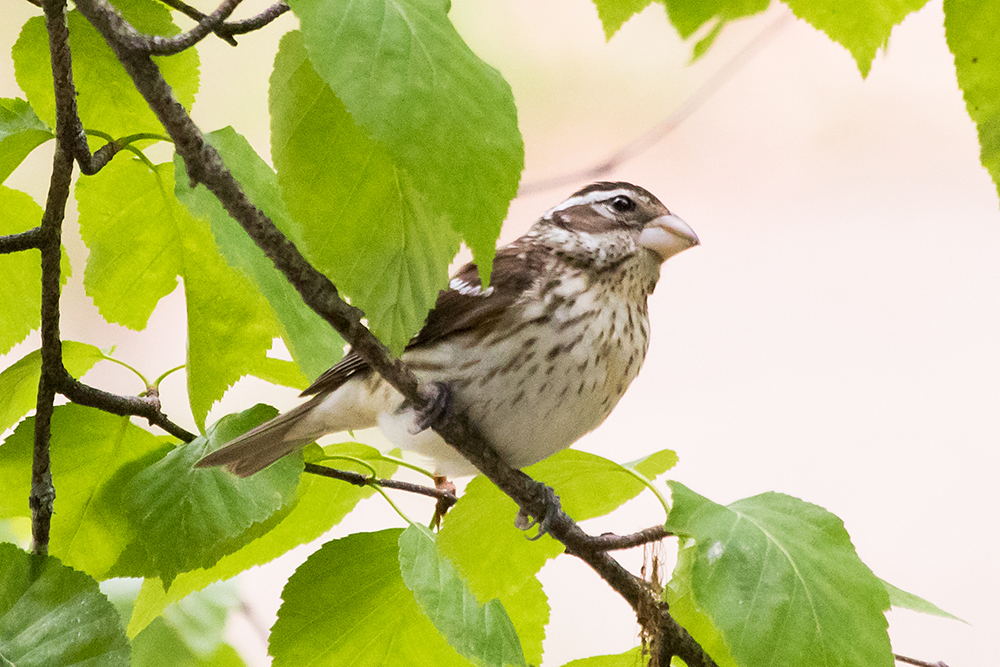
195 182 699 481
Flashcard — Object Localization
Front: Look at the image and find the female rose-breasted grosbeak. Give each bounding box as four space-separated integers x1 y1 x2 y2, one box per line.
197 182 699 478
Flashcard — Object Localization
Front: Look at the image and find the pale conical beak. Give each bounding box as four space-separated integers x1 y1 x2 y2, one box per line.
638 213 700 262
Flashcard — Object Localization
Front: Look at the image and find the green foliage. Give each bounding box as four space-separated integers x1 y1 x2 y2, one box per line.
112 405 302 588
882 579 966 622
592 0 770 58
664 482 892 667
125 441 398 637
0 405 172 578
0 98 51 184
945 0 1000 201
12 0 198 138
0 543 130 666
174 127 342 382
0 342 104 433
287 0 523 280
0 0 974 665
75 157 284 428
782 0 928 76
270 30 463 353
0 186 67 357
399 523 526 667
270 529 474 667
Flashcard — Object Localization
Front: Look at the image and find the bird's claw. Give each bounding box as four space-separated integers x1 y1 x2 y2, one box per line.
413 381 453 433
515 483 562 540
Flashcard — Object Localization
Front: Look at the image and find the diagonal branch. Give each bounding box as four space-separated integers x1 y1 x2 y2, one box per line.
71 1 716 664
121 0 245 55
157 0 289 46
58 374 197 442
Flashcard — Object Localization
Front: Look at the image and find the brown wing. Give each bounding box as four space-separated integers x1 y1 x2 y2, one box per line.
300 241 545 396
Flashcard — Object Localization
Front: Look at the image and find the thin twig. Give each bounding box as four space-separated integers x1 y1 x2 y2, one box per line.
304 462 459 510
72 2 718 663
217 1 289 36
139 0 243 55
518 10 794 197
156 0 289 45
59 375 197 442
157 0 238 45
590 526 672 551
0 228 43 254
894 654 950 667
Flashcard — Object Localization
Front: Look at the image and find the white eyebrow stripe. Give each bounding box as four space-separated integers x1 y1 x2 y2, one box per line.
546 188 638 214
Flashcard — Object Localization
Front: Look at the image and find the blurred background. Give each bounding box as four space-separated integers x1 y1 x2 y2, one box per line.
2 0 996 664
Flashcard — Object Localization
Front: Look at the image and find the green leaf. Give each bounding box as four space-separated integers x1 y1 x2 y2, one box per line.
12 0 198 137
945 0 1000 203
270 529 473 667
592 0 658 40
173 126 344 382
75 157 281 428
0 98 52 184
0 186 72 357
663 0 769 38
126 441 396 637
0 543 130 666
664 541 739 667
0 186 42 356
559 647 644 667
112 405 302 588
664 482 892 667
881 578 965 622
782 0 928 77
527 448 677 521
287 0 523 278
398 524 526 667
269 31 461 353
0 405 171 579
0 341 104 434
435 449 676 665
132 618 247 667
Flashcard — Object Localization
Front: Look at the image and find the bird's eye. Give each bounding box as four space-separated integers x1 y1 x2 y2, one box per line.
609 195 636 213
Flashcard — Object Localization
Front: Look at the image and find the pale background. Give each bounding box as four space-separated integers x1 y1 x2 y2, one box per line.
1 0 996 665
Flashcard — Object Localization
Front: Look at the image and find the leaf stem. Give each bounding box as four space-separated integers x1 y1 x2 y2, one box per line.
98 352 150 388
621 465 672 521
375 453 436 480
151 364 186 389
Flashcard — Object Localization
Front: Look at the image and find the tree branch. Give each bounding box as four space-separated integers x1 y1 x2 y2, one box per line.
156 0 289 46
58 374 197 442
589 526 672 551
304 462 459 509
72 2 717 663
0 228 43 254
129 0 244 55
217 1 289 37
894 654 950 667
43 0 122 175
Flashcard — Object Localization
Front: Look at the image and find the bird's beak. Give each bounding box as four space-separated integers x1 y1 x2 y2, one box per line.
639 213 700 262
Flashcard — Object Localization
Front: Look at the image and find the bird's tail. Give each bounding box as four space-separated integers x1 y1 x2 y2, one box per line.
195 396 331 478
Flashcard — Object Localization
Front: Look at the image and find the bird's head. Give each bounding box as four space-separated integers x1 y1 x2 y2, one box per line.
530 182 699 271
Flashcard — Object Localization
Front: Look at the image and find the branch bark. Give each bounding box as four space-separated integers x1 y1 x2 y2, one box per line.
70 1 716 663
0 228 43 254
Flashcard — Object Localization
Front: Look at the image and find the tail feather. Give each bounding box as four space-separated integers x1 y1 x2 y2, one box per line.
195 397 327 478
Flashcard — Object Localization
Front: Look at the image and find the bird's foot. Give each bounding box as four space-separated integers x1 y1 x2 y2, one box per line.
515 482 562 541
412 381 453 433
431 475 457 529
